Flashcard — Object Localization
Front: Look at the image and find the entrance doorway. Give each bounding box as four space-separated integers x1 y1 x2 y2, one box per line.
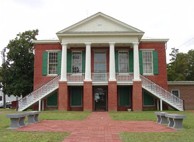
93 87 107 111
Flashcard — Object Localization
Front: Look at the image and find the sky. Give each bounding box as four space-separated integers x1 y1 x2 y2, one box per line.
0 0 194 63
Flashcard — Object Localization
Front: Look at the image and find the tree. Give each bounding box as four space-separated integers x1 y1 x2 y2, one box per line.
167 48 194 81
0 30 38 97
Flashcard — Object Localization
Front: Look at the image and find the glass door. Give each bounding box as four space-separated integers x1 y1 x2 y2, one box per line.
94 87 107 111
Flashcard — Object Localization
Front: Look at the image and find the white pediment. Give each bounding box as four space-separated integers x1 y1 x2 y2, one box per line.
57 12 144 34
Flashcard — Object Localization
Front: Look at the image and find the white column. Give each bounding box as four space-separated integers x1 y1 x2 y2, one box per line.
60 43 67 81
157 99 160 110
38 100 41 111
84 42 92 81
160 99 163 111
133 42 141 81
109 42 116 81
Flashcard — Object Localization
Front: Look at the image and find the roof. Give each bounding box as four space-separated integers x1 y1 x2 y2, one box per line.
168 81 194 85
56 12 144 41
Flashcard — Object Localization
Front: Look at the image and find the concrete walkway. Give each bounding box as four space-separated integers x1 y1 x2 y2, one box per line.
18 112 175 142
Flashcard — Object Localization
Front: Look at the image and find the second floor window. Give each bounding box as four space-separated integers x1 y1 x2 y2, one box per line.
142 51 153 74
118 51 129 73
72 52 82 73
48 52 58 74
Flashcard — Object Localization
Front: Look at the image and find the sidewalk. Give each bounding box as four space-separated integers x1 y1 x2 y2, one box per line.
18 112 175 142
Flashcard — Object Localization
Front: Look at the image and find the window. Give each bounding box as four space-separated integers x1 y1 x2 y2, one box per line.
94 52 106 73
171 90 180 98
72 52 82 73
142 51 153 74
48 52 58 74
0 96 2 101
118 51 129 73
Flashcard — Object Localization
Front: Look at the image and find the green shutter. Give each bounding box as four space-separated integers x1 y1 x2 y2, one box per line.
153 51 159 74
82 50 85 73
57 51 62 75
70 87 82 106
67 50 72 73
118 86 131 106
115 50 118 73
143 90 155 106
139 50 143 74
47 92 58 106
42 51 48 76
129 50 133 72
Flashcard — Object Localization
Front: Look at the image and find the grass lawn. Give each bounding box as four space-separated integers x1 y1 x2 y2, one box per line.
109 111 194 142
0 109 90 142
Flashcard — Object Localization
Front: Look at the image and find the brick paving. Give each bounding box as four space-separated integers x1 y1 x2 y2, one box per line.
18 112 175 142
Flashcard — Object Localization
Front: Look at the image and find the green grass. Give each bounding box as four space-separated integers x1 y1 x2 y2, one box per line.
110 111 194 142
40 110 90 120
0 109 90 142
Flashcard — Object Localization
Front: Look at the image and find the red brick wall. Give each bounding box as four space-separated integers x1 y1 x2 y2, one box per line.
108 81 117 111
33 43 62 90
58 81 69 110
139 42 168 90
84 81 93 111
132 81 142 111
168 84 194 110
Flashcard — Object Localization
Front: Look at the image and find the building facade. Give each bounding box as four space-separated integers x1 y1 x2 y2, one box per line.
168 81 194 110
18 12 184 111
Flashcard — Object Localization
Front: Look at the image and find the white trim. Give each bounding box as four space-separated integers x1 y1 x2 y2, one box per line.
33 40 60 44
141 39 169 43
168 81 194 85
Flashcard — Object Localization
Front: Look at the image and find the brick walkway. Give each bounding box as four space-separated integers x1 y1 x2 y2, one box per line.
18 112 175 142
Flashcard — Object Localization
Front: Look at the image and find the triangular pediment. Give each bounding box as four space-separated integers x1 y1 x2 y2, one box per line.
57 12 144 34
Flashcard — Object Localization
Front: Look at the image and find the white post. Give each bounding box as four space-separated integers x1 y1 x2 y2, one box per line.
60 43 67 81
160 99 163 111
38 100 41 111
84 42 92 81
157 99 159 110
133 42 141 81
42 100 44 111
109 42 116 81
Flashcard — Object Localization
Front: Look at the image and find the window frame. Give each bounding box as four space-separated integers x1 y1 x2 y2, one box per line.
142 50 154 75
171 89 180 98
94 51 107 73
71 51 82 74
118 50 129 74
47 50 60 76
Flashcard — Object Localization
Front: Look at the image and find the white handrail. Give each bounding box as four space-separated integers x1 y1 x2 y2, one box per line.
141 75 183 111
18 76 60 111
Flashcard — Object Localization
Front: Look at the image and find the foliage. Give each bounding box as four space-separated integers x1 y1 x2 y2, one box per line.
167 48 194 81
0 30 38 97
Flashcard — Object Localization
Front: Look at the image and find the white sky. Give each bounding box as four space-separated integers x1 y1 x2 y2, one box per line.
1 0 194 63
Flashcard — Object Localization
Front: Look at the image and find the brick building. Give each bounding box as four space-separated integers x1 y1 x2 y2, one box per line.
168 81 194 110
18 12 184 111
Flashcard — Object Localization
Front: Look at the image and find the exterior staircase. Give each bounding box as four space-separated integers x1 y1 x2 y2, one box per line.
141 75 184 111
18 76 60 111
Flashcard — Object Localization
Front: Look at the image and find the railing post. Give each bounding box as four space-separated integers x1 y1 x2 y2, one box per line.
160 99 163 111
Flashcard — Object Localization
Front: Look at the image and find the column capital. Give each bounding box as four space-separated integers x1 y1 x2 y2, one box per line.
109 42 115 45
132 42 139 46
85 42 91 46
61 42 68 46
